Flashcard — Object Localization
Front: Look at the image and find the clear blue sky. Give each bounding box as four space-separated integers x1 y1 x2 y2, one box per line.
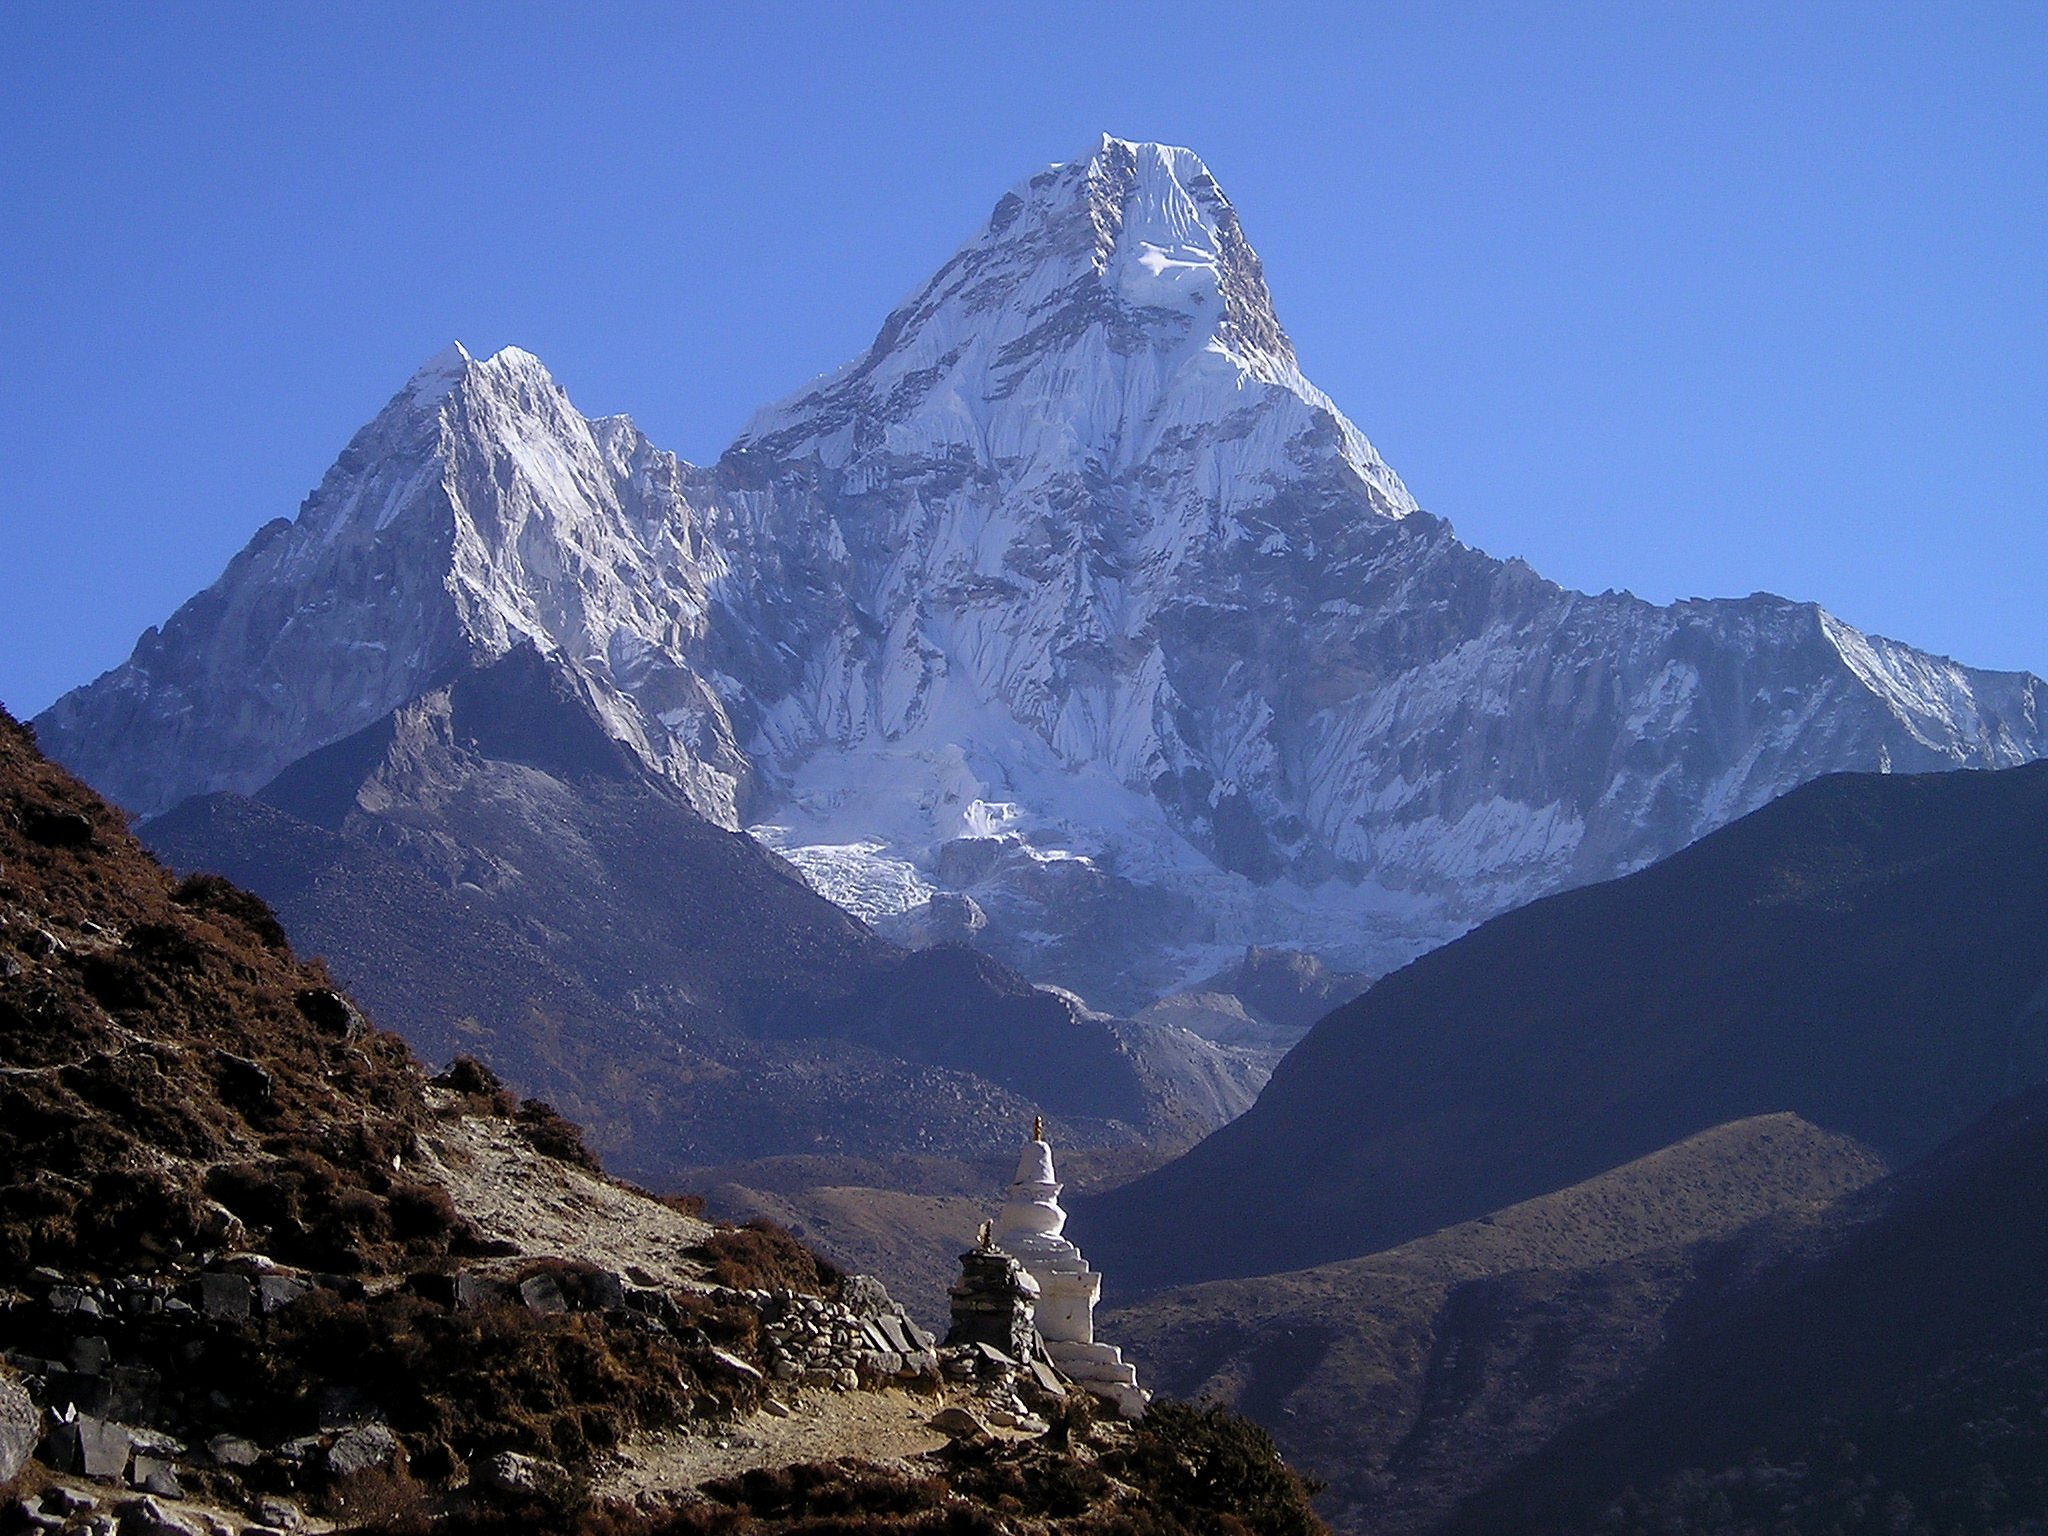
3 2 2042 718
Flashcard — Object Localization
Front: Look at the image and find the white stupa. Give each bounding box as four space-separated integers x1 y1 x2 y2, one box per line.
993 1121 1148 1416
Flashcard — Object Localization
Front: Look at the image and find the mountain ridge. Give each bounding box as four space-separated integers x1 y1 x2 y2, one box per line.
1082 753 2048 1290
1105 1112 1891 1535
33 136 2048 1010
139 643 1265 1178
1444 1078 2048 1534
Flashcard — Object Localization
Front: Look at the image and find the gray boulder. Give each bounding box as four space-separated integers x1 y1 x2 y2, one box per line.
205 1434 260 1469
0 1367 38 1483
324 1424 400 1478
197 1274 251 1321
516 1274 567 1315
256 1274 308 1315
128 1455 179 1498
839 1274 893 1318
479 1451 567 1498
116 1496 201 1536
67 1415 133 1479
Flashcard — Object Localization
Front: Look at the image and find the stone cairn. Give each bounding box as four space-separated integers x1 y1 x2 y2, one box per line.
944 1122 1149 1420
944 1231 1040 1364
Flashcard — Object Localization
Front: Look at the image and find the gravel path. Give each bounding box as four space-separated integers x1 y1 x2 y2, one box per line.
596 1387 957 1495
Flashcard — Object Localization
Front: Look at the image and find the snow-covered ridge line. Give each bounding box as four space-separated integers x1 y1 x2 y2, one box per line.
33 136 2048 1008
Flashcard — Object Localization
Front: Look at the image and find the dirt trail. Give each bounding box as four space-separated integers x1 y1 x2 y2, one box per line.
597 1387 961 1495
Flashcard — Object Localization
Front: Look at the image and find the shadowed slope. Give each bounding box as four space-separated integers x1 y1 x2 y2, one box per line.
144 647 1258 1180
1449 1082 2048 1534
1107 1114 1886 1534
1088 758 2048 1290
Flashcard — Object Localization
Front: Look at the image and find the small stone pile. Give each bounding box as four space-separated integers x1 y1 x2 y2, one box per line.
4 1479 311 1536
740 1274 940 1390
5 1484 255 1536
934 1340 1066 1436
944 1243 1039 1363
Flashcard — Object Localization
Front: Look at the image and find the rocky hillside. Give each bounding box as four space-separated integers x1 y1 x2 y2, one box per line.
1086 756 2048 1289
35 138 2048 1014
0 706 1327 1534
141 644 1264 1181
1110 1080 2048 1536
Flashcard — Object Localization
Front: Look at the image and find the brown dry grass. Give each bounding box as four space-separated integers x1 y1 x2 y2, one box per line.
0 710 767 1481
0 710 476 1281
691 1220 845 1296
345 1398 1326 1534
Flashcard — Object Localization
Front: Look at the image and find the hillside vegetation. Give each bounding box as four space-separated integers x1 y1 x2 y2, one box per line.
1451 1083 2048 1536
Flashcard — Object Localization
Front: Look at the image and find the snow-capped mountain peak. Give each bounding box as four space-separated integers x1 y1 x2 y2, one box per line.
38 339 753 825
403 339 475 405
1073 135 1292 362
734 135 1414 522
34 140 2048 1014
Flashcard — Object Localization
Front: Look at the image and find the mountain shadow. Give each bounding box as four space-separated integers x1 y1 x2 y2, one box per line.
1085 757 2048 1290
1446 1079 2048 1534
144 645 1262 1183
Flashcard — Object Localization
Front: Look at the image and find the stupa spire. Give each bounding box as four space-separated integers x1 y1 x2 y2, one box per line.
985 1125 1148 1416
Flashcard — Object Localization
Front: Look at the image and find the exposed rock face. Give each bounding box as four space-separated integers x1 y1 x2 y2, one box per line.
34 135 2048 1009
706 134 2048 998
36 343 752 827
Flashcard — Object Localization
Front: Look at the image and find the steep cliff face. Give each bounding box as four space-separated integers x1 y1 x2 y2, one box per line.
35 137 2048 1008
34 344 752 827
